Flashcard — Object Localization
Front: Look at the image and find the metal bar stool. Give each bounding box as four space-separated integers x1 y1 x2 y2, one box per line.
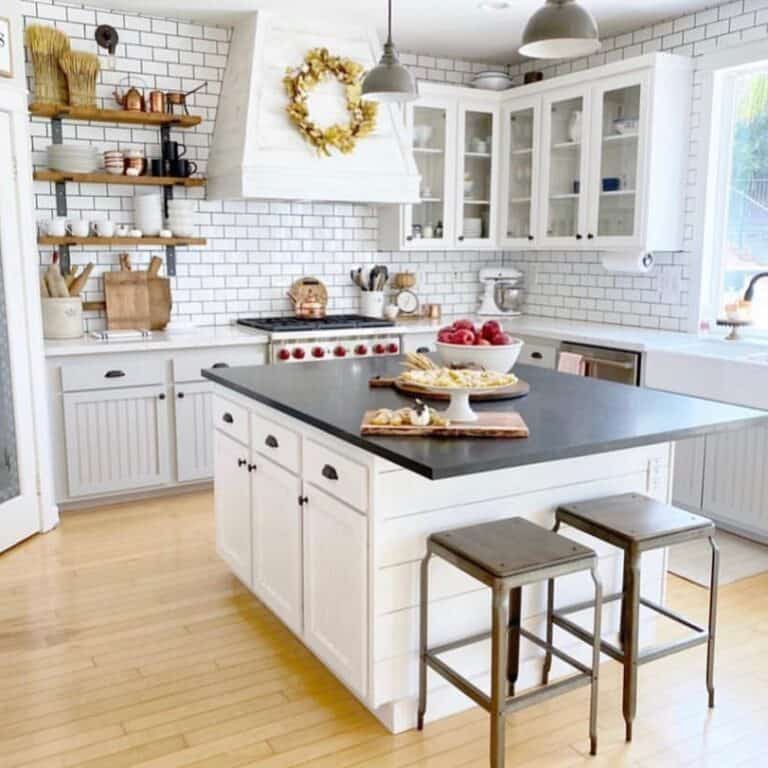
418 517 603 768
546 493 719 742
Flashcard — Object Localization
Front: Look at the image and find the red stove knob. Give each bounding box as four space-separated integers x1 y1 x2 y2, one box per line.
333 346 347 357
373 343 386 355
311 346 325 358
355 344 368 356
292 347 305 360
277 348 291 361
387 342 399 354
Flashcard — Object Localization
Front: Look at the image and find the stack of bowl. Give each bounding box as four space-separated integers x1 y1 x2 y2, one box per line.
103 150 124 175
134 192 163 236
47 144 99 174
166 199 197 237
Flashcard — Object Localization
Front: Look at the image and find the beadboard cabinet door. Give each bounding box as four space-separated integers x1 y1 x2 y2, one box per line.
63 385 170 498
214 429 252 587
251 456 303 635
303 485 367 698
174 382 213 482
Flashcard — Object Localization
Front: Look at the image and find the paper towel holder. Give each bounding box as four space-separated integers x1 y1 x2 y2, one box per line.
600 251 654 274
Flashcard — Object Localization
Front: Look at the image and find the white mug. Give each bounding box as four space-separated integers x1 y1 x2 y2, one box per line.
46 217 67 237
94 219 115 237
129 228 143 238
115 224 131 237
68 219 91 237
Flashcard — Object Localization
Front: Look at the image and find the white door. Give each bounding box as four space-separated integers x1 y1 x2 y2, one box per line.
251 456 303 634
63 385 171 497
586 72 649 248
214 429 252 587
303 484 367 698
175 382 213 482
0 110 42 553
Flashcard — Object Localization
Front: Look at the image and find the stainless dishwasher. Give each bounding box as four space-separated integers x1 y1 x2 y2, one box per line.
559 342 641 386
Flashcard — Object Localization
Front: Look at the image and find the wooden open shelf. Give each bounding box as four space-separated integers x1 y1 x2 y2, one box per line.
35 169 206 187
39 235 206 247
29 103 202 128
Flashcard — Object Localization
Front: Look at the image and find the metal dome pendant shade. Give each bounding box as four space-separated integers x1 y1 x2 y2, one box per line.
519 0 601 59
362 0 417 103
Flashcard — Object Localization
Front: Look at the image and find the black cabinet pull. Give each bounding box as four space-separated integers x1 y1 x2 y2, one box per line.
321 464 339 481
105 370 125 379
177 392 185 399
265 435 279 449
248 463 257 473
416 346 430 354
298 495 309 506
237 458 247 467
158 393 166 400
531 352 543 360
222 412 234 424
212 362 229 369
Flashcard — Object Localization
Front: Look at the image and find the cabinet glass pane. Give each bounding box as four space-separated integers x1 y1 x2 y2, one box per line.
0 236 19 505
463 110 493 240
507 108 534 239
597 85 640 237
411 106 447 241
546 96 584 237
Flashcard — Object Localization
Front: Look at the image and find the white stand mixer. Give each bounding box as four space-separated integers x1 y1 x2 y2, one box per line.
478 267 524 316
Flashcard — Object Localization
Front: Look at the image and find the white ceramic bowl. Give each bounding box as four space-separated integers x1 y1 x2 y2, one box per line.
435 338 524 373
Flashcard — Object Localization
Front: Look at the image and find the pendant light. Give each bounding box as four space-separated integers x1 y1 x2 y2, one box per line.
362 0 417 103
519 0 600 60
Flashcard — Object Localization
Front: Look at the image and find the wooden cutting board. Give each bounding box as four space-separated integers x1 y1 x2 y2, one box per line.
148 277 172 330
361 411 529 438
369 376 530 401
104 271 151 330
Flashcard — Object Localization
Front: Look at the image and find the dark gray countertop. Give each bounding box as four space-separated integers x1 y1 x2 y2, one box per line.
203 358 768 480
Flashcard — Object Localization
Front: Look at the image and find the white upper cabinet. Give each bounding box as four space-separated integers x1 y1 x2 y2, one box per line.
379 53 691 254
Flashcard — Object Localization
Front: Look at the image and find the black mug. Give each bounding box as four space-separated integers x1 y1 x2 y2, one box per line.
150 158 164 176
162 140 187 161
169 158 198 178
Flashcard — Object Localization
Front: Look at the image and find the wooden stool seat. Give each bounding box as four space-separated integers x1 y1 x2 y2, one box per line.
419 517 603 768
432 517 595 578
550 493 719 744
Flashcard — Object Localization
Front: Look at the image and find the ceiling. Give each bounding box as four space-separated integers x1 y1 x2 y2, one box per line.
88 0 717 63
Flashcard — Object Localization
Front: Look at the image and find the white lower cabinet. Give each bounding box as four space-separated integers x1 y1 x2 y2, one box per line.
175 382 214 482
672 437 705 511
251 456 303 635
63 385 170 497
303 484 367 698
214 429 252 587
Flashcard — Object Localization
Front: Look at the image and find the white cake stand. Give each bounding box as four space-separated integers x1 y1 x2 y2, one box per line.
425 383 512 423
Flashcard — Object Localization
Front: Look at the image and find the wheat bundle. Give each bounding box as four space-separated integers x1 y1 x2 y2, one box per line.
25 25 70 104
59 51 100 107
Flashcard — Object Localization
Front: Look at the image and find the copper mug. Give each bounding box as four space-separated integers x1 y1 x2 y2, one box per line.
148 90 166 113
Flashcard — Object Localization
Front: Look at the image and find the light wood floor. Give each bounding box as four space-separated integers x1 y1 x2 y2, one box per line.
2 491 767 768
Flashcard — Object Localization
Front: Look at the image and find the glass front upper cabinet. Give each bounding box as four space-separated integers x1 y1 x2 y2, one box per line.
501 99 539 245
405 103 453 248
458 106 496 245
541 89 590 245
590 79 645 243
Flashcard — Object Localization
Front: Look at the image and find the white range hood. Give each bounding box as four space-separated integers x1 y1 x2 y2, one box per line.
207 12 420 204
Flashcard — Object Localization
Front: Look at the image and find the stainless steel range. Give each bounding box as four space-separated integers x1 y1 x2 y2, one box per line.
237 315 401 364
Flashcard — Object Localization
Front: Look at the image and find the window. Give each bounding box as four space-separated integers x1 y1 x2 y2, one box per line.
710 64 768 330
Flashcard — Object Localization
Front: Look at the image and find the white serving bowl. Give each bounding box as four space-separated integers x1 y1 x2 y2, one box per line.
435 338 524 373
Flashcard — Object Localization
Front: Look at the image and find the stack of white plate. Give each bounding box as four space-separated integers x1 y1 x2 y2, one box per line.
47 144 100 174
463 218 483 238
134 192 163 237
166 199 198 238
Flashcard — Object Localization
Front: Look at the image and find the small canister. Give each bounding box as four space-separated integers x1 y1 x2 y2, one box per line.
148 90 166 113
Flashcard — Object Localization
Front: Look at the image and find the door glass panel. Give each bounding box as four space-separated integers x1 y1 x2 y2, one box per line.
546 96 584 238
411 106 447 242
0 237 19 505
463 110 493 240
506 107 534 239
597 84 640 237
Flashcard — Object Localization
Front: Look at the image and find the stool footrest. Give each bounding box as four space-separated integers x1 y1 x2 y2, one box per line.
519 628 592 677
504 672 593 715
555 591 623 616
639 597 705 634
424 653 491 710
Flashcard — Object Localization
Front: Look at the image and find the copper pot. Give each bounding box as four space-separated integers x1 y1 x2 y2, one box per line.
148 90 166 113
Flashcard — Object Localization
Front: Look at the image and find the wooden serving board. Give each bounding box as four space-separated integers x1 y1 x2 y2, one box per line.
148 277 172 330
104 271 151 330
369 376 530 401
361 411 529 439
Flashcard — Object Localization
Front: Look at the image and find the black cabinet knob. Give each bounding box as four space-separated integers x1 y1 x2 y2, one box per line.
458 235 465 241
528 235 534 241
298 495 309 506
406 235 413 242
265 434 279 449
222 412 234 424
587 233 594 240
158 393 166 400
248 463 257 473
177 392 185 399
321 464 339 481
575 234 583 240
105 370 125 378
237 458 247 467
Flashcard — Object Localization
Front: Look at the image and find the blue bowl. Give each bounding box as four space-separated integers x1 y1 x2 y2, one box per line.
602 177 621 192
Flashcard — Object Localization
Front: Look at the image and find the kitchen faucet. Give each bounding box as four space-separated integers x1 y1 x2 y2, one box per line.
744 272 768 302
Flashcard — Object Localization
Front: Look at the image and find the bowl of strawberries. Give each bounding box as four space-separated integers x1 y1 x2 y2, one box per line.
435 319 523 372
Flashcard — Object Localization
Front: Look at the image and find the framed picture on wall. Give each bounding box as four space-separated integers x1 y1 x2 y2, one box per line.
0 17 12 78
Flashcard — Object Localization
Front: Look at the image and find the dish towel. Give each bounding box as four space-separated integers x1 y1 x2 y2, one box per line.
558 351 586 376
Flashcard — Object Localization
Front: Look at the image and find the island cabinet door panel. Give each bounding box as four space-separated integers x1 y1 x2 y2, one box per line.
303 485 367 699
174 382 213 483
214 429 252 588
671 437 705 511
251 457 303 635
63 385 170 498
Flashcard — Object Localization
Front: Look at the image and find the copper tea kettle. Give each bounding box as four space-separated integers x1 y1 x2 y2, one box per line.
113 76 146 112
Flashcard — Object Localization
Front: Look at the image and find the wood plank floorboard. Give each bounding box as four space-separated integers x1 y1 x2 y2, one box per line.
1 491 766 768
